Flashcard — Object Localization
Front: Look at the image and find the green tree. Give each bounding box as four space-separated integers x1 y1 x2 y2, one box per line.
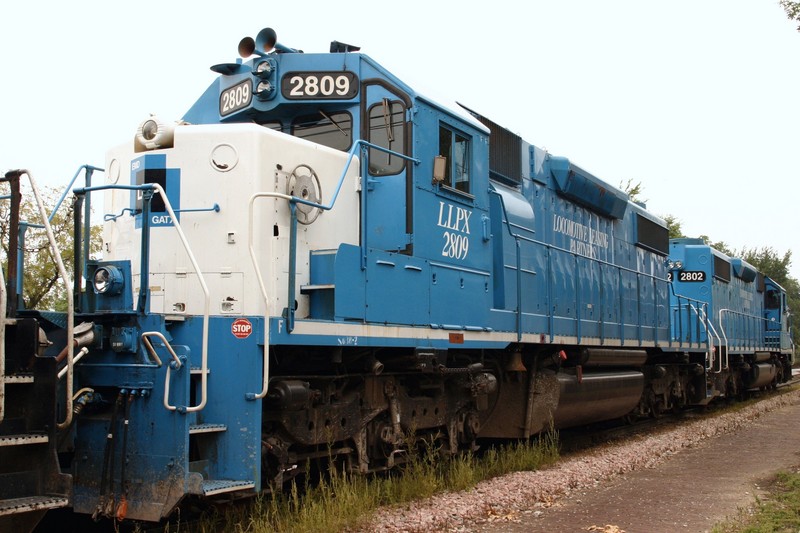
1 182 101 311
780 0 800 30
699 235 734 256
620 179 646 205
662 214 685 239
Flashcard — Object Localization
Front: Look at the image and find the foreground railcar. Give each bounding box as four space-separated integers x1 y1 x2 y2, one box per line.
0 27 793 530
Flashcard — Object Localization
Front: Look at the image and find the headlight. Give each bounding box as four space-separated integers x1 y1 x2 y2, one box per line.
255 80 274 99
141 119 158 141
93 265 124 295
136 115 175 150
255 60 273 77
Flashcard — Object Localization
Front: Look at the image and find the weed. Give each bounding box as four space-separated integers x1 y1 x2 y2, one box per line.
712 469 800 533
187 428 559 533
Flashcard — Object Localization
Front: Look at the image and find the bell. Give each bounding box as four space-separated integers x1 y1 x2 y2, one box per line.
505 350 527 372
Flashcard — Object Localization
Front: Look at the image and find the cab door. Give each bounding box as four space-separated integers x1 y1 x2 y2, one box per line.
362 82 411 252
764 280 790 351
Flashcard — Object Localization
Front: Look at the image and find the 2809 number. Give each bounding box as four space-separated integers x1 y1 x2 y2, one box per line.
219 80 252 116
441 231 469 260
281 71 358 100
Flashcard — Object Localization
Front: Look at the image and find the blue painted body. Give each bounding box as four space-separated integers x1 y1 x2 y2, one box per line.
183 46 674 349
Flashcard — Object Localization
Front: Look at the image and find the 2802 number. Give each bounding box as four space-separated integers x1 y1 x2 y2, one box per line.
281 72 358 99
668 270 706 282
678 270 706 282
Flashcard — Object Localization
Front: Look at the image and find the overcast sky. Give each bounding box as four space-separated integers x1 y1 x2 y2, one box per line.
2 1 799 278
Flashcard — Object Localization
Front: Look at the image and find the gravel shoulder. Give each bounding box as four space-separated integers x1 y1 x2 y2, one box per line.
363 388 800 532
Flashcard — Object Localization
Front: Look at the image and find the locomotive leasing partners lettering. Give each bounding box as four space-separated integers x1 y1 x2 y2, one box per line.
552 214 609 259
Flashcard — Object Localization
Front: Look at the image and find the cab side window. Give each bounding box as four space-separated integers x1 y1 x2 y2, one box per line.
438 124 471 194
367 99 406 175
766 289 780 309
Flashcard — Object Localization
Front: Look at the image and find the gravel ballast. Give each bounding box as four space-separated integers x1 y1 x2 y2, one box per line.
361 388 800 532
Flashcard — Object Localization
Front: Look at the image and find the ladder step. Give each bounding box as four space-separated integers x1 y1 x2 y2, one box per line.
189 423 227 435
0 434 49 447
190 367 210 375
300 284 335 293
201 479 255 496
0 495 69 517
3 373 34 384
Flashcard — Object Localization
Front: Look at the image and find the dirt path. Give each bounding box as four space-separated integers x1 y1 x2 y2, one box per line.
468 396 800 533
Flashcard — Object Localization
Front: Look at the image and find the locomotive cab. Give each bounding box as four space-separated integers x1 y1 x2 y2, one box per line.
764 277 793 357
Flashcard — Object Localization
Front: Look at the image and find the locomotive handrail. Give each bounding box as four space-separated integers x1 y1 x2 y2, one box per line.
4 170 75 429
58 347 89 380
141 331 191 412
489 185 673 345
247 192 306 400
719 308 773 355
692 303 723 372
50 164 104 221
50 165 103 287
667 281 715 348
247 192 290 400
678 296 721 372
140 332 169 367
282 139 420 214
73 183 210 413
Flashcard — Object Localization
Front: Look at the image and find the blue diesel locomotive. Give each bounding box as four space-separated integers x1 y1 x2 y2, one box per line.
668 238 793 392
0 28 793 529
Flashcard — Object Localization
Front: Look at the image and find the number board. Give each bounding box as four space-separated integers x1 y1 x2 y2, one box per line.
674 270 707 282
220 80 252 117
281 71 358 100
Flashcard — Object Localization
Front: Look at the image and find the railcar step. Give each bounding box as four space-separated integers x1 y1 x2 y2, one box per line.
0 495 69 517
201 479 255 496
300 283 335 293
0 434 48 447
189 423 227 434
3 373 34 384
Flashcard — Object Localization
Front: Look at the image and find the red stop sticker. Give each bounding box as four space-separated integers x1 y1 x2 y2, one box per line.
231 318 253 339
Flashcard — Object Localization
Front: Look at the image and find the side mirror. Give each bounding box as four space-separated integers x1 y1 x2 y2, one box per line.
433 156 447 184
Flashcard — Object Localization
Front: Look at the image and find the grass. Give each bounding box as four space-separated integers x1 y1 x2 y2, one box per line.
164 429 559 533
713 469 800 533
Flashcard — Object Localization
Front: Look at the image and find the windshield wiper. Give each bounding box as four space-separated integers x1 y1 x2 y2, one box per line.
319 110 348 137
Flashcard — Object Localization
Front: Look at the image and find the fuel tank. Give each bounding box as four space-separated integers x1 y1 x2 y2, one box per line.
742 363 777 389
552 371 644 428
